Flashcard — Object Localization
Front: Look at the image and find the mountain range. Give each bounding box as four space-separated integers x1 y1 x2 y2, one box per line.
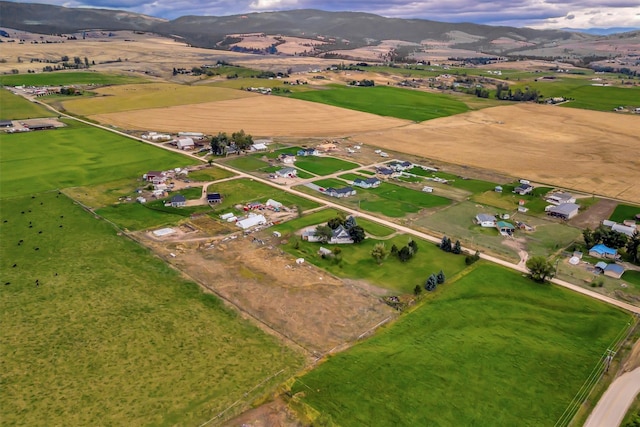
1 2 638 58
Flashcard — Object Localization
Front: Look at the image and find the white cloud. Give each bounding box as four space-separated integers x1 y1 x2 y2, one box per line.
249 0 298 10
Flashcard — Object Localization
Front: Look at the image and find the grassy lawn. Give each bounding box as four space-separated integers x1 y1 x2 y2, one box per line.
472 185 554 215
294 157 359 176
621 270 640 292
312 178 347 189
274 220 467 293
207 178 320 213
355 217 396 237
286 85 469 122
0 88 52 119
96 201 190 231
0 71 147 87
609 203 640 223
338 173 368 182
260 165 314 179
354 183 451 218
409 168 499 194
0 192 303 426
0 120 197 199
291 263 631 426
187 167 236 182
222 156 270 171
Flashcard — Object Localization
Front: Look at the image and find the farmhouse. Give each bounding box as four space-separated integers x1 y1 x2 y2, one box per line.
279 153 296 164
330 225 354 244
171 194 186 207
176 136 195 150
302 228 323 243
589 244 618 259
353 177 381 189
325 187 356 198
236 214 267 230
546 203 580 220
475 213 497 227
145 171 165 183
513 183 533 195
375 167 400 179
276 167 297 178
207 193 223 204
388 161 413 171
297 148 320 157
545 192 576 205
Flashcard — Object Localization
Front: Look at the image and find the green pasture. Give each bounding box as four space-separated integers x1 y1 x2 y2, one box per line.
270 209 341 234
0 88 52 119
0 192 303 426
258 146 303 159
294 156 359 176
609 204 640 223
0 120 197 199
0 71 145 87
408 168 499 194
187 167 236 182
338 173 368 182
621 271 640 292
286 85 469 122
260 165 314 179
207 178 319 212
291 263 631 426
311 178 347 189
472 184 554 215
96 201 188 231
512 77 640 111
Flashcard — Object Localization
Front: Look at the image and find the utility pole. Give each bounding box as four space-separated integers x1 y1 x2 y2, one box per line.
604 349 616 373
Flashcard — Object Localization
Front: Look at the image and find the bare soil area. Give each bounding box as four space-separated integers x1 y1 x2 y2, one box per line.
351 104 640 204
569 198 618 229
136 231 395 356
223 397 303 427
88 96 409 137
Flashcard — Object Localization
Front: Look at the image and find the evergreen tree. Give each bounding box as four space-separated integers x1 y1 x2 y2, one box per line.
437 270 445 284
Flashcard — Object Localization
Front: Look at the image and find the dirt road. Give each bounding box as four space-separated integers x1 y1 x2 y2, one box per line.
583 367 640 427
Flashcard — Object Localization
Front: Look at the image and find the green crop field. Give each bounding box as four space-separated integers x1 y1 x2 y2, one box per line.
286 85 469 121
0 71 146 87
338 173 368 182
0 120 197 199
408 168 499 194
294 157 359 176
275 224 467 293
207 178 320 212
609 203 640 223
622 270 640 291
353 217 395 237
0 89 52 119
291 263 631 426
0 192 302 426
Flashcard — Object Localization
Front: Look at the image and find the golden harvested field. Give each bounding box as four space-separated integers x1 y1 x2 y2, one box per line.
61 83 255 115
89 95 409 137
351 104 640 203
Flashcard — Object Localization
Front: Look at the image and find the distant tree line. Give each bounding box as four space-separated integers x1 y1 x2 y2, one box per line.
209 130 254 155
495 83 541 101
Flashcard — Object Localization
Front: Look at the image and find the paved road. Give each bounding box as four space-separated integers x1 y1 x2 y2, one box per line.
583 367 640 427
33 99 640 315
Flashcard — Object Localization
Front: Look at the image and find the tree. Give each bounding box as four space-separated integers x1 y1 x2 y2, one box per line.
314 225 333 243
602 228 628 249
408 239 418 254
436 270 445 284
398 245 413 262
344 215 357 229
583 228 597 248
231 129 253 151
371 243 389 265
390 244 399 256
465 250 480 265
452 240 461 255
414 284 422 296
440 236 448 250
425 274 437 291
207 159 213 166
327 216 345 230
349 225 366 243
626 231 640 264
526 256 555 283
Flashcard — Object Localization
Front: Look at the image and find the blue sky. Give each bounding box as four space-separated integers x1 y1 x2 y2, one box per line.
9 0 640 29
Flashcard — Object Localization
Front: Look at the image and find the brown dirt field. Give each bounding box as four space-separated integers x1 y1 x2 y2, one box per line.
569 198 619 229
137 232 395 355
350 104 640 204
88 96 410 137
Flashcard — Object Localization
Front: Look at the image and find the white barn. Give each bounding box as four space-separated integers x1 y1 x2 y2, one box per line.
236 214 267 230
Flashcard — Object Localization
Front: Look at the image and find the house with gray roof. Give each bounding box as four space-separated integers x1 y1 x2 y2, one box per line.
475 213 497 227
546 203 580 220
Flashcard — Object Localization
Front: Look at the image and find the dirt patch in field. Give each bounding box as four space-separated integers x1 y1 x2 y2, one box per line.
223 397 303 427
137 231 395 355
351 104 640 204
89 96 409 137
569 198 618 229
